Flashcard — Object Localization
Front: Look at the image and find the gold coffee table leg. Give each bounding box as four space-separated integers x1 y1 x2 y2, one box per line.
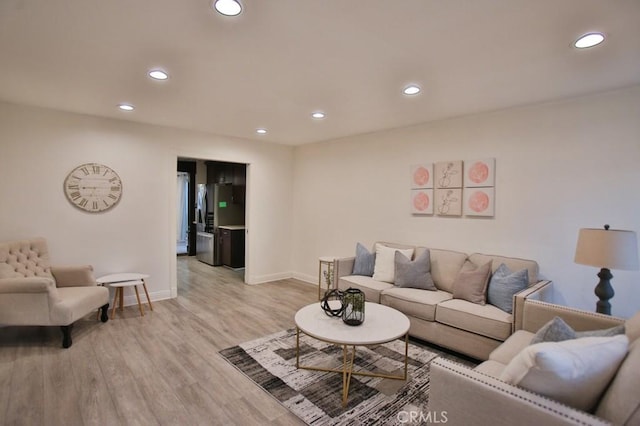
295 330 409 407
342 345 356 407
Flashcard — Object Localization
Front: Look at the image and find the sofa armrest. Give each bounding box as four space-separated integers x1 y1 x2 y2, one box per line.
0 277 62 325
513 280 552 331
429 359 611 426
520 299 624 334
51 265 96 288
0 276 57 294
334 256 355 287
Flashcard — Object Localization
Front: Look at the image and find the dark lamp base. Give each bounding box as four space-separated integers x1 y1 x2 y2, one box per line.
594 268 614 316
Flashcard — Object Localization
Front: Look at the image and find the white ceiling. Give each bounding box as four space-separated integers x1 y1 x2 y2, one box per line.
1 0 639 145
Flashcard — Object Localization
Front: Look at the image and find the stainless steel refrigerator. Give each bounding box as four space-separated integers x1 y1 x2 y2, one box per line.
195 184 244 265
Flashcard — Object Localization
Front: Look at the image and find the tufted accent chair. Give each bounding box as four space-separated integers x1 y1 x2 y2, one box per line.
0 237 109 347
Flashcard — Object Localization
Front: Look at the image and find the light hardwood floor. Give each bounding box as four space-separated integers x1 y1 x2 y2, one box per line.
0 257 318 426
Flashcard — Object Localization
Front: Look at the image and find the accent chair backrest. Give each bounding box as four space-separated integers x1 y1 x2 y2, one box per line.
0 238 53 279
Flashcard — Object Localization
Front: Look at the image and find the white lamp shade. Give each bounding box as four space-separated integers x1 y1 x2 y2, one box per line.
575 228 639 270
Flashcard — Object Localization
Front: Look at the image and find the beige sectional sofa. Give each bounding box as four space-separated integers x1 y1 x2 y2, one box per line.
335 242 551 360
429 299 640 425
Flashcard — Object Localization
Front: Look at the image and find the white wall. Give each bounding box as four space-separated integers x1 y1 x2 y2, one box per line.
291 86 640 318
0 101 295 304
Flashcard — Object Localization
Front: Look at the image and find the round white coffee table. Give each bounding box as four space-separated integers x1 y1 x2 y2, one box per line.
96 273 153 318
294 302 410 407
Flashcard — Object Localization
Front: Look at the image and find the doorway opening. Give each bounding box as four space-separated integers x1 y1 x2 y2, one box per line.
176 157 248 286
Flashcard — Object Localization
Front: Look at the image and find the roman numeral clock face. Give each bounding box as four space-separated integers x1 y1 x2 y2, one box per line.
64 163 122 213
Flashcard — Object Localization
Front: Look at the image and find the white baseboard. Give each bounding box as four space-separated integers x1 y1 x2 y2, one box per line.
245 271 294 285
244 271 317 286
291 272 316 285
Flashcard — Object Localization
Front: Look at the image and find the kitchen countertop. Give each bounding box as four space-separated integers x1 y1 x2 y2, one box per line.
218 225 246 231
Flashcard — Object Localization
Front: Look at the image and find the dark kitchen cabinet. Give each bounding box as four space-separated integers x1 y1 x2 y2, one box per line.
219 227 245 268
207 161 246 186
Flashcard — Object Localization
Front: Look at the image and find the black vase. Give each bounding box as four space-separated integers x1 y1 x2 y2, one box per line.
342 288 365 326
321 289 344 317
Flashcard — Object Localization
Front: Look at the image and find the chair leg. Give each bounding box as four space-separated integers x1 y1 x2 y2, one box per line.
100 303 109 323
60 325 73 348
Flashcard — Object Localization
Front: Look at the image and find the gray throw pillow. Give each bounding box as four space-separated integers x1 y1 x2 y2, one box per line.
531 316 626 344
353 243 375 276
394 249 436 290
530 317 576 344
487 263 529 314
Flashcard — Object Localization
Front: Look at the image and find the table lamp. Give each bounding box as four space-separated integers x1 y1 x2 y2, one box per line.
574 225 639 315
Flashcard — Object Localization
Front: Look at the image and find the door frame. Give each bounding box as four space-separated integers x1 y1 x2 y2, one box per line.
177 160 197 256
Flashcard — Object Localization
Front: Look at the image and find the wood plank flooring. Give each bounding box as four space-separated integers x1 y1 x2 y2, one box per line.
0 257 318 426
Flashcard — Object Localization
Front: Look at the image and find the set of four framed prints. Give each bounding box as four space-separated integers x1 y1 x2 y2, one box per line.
410 158 495 217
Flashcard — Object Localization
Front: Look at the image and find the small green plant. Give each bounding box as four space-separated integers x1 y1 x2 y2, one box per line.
323 268 334 287
342 288 365 326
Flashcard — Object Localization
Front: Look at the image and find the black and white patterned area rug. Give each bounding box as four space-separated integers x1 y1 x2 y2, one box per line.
219 328 475 425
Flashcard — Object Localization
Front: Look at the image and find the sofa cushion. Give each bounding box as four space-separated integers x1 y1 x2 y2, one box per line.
423 248 467 293
595 339 640 425
372 244 414 283
488 330 535 365
338 275 394 304
451 261 492 305
487 263 528 313
352 243 376 276
469 253 539 285
52 286 110 324
394 249 435 290
474 360 506 378
380 287 452 322
436 298 513 341
499 335 629 412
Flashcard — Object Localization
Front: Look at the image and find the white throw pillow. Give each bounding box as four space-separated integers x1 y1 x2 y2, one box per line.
372 244 414 283
499 335 629 412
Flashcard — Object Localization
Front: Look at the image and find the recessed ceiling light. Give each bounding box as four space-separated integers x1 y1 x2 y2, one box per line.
118 103 135 111
148 69 169 80
311 111 326 119
574 32 605 49
403 84 421 96
256 128 267 134
213 0 242 16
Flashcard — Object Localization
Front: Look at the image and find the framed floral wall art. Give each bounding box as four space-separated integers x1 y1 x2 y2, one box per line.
464 187 495 216
410 164 433 189
410 158 496 218
465 158 495 188
411 189 433 215
435 161 463 188
435 188 462 216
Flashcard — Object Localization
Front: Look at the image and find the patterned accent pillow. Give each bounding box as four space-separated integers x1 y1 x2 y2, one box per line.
394 249 436 290
352 243 375 276
487 263 529 313
530 317 576 344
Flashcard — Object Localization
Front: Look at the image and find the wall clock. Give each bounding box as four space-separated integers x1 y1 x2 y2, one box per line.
64 163 123 213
